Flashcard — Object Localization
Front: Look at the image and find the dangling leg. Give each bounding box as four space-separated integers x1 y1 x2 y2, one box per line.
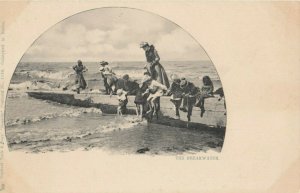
146 98 153 114
135 104 140 117
140 104 144 121
180 96 188 112
151 98 156 116
200 96 205 117
157 97 160 111
146 96 154 121
175 99 182 119
152 97 159 119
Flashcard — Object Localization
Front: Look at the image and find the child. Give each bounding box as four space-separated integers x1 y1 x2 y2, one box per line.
99 61 115 95
214 87 226 115
116 89 128 116
179 78 198 122
167 74 183 119
73 60 88 94
195 75 214 117
134 83 148 121
142 73 167 118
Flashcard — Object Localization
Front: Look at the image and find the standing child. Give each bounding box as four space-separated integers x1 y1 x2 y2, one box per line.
116 89 128 116
73 60 88 94
134 83 148 121
99 61 115 95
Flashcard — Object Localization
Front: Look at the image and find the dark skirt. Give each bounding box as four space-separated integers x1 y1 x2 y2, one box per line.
145 63 170 88
134 93 147 105
75 74 87 89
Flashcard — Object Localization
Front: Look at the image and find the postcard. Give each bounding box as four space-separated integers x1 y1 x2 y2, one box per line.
0 1 299 193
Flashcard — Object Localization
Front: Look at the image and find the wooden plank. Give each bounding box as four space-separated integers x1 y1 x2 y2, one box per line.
26 90 227 128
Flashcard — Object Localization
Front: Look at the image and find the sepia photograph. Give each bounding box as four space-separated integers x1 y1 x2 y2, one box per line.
4 7 226 154
1 2 300 193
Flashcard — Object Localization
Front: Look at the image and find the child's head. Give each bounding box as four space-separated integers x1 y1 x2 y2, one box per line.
116 89 123 96
99 61 109 66
180 78 187 88
202 76 213 86
170 74 180 84
123 74 130 81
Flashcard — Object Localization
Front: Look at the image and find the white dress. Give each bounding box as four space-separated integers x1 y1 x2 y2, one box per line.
146 80 167 100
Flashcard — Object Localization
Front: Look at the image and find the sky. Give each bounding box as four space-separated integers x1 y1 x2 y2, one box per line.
21 8 210 62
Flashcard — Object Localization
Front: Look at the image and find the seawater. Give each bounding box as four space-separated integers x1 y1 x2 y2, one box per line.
5 61 224 153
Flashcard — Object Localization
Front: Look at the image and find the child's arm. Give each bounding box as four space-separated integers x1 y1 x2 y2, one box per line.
142 89 150 96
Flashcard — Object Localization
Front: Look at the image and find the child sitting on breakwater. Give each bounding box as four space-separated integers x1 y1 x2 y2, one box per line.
195 75 214 117
142 73 168 118
167 74 183 119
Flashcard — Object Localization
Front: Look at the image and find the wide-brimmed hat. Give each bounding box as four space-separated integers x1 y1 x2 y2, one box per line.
140 42 149 48
99 61 109 66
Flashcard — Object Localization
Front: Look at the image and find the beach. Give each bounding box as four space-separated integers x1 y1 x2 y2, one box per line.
5 61 226 154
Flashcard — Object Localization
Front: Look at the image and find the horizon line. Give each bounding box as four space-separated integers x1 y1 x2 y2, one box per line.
19 59 211 63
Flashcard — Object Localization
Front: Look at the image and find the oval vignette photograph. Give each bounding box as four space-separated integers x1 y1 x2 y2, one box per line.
5 8 227 154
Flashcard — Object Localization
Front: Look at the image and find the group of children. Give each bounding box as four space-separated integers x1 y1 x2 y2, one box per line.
115 70 215 122
73 59 219 122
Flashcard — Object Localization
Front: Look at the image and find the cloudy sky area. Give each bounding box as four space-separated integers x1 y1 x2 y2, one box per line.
22 8 210 62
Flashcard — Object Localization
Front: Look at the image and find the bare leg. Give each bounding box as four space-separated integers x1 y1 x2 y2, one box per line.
135 105 139 117
117 107 122 116
140 105 143 121
146 96 153 114
180 96 188 112
151 97 159 117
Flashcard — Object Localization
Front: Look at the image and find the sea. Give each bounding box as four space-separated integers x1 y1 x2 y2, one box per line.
5 61 225 154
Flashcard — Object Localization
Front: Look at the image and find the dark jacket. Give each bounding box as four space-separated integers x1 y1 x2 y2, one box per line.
181 82 198 97
168 82 183 99
145 45 160 65
116 79 139 95
201 84 214 95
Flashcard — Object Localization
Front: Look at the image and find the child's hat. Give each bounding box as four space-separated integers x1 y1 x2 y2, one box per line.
140 42 149 48
99 61 109 66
